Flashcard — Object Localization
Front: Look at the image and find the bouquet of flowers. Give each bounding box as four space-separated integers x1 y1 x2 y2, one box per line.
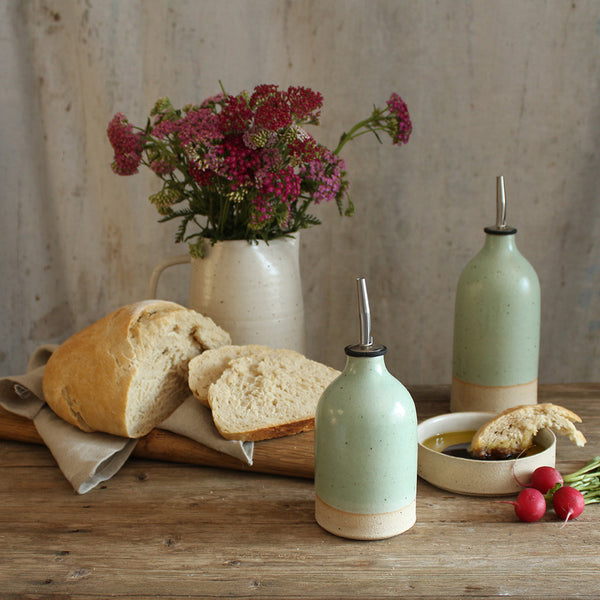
107 83 411 256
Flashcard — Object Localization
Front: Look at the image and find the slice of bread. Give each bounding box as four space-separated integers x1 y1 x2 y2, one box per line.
188 345 271 407
43 300 231 438
205 348 340 441
469 403 586 459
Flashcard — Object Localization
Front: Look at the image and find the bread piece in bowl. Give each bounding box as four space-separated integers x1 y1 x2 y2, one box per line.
469 403 586 459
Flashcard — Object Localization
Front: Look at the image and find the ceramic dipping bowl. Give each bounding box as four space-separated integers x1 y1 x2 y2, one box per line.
417 412 556 496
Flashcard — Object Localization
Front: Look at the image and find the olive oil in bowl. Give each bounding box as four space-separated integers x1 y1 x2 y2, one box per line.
422 430 544 460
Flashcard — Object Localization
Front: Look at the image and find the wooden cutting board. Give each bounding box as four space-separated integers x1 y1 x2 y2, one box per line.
0 405 314 479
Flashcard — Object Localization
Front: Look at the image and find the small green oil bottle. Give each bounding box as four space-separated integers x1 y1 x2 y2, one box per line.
314 278 417 539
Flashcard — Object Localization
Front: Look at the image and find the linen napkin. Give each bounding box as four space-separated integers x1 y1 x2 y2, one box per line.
0 345 253 494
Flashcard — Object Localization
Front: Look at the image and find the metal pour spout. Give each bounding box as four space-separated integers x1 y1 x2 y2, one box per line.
484 175 517 235
357 277 373 347
496 175 507 229
344 277 387 357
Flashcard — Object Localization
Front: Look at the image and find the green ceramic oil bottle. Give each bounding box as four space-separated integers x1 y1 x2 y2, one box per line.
314 278 417 540
451 176 541 413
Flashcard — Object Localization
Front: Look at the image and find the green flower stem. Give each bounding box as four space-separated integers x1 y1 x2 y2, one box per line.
333 111 390 155
219 196 231 237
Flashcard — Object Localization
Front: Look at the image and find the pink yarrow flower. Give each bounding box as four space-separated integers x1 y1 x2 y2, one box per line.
150 158 175 175
178 107 223 147
151 118 178 140
200 93 226 109
251 167 301 224
299 149 346 204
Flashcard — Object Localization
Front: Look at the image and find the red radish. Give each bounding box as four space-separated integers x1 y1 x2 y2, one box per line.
552 485 585 526
513 464 563 494
499 488 547 522
530 466 563 494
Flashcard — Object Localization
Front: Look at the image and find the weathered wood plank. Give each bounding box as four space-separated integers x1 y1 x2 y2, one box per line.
1 515 598 599
1 385 599 599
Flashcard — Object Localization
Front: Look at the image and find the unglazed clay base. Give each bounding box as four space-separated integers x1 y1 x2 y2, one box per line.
315 496 416 540
450 376 537 413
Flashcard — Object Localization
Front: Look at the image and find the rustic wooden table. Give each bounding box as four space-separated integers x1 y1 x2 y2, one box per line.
1 384 598 599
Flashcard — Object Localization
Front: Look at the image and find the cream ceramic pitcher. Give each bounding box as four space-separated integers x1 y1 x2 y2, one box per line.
148 236 305 353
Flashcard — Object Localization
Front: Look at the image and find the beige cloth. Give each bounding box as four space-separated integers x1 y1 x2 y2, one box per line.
0 346 253 494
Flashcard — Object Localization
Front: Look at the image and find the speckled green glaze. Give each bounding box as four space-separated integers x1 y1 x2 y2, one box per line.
314 354 417 518
452 232 540 387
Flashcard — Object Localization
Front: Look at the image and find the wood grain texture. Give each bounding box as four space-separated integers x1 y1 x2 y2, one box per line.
1 384 599 599
0 405 316 479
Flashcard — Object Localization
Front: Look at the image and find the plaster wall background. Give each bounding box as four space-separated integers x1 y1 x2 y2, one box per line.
1 0 599 383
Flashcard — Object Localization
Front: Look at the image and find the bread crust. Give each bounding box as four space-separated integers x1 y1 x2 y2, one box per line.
42 300 230 437
469 403 586 458
217 417 315 442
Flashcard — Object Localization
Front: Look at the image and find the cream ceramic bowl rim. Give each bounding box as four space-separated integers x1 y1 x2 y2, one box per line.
419 412 499 462
417 411 557 496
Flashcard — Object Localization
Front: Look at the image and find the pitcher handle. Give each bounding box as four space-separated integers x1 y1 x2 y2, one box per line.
148 254 191 299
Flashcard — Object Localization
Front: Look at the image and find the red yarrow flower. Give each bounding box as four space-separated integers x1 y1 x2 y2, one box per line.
112 152 142 175
219 95 253 134
254 92 293 131
189 160 214 186
288 135 324 164
107 113 143 175
287 86 323 121
214 135 263 188
249 84 280 108
386 93 412 145
107 113 143 155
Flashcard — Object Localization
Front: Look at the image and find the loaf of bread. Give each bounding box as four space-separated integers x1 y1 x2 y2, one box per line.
188 344 271 407
42 300 231 438
469 403 587 459
193 347 340 441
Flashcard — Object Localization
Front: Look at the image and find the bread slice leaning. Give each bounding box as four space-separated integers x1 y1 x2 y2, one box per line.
42 300 231 438
205 348 340 441
469 403 587 459
188 344 271 407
